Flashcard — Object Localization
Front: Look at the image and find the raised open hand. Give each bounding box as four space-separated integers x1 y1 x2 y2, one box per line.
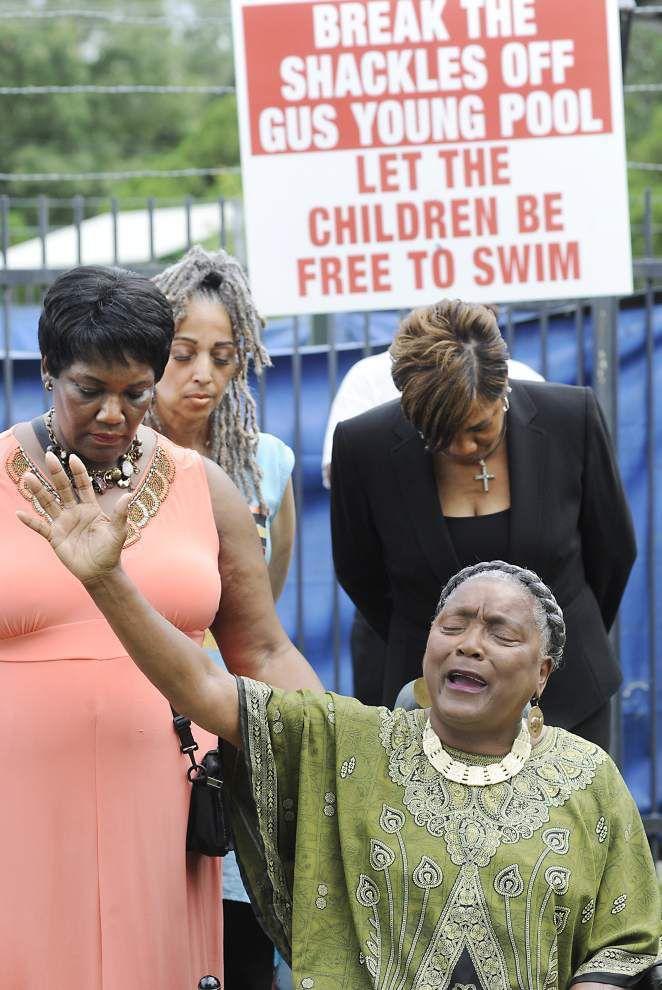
16 451 131 586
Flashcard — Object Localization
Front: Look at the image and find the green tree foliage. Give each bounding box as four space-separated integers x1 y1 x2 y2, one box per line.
0 0 239 209
1 1 661 258
623 17 662 257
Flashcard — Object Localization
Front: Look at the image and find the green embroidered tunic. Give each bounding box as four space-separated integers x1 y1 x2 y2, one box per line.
225 678 661 990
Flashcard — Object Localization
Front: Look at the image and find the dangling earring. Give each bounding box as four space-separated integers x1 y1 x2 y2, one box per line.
527 694 544 742
44 378 54 391
502 384 512 412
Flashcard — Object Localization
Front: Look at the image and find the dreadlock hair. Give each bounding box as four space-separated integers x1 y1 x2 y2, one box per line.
148 245 271 507
390 300 508 453
436 561 566 669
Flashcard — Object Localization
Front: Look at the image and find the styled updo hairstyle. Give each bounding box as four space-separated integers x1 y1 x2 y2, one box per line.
390 300 508 452
149 246 271 507
437 560 566 669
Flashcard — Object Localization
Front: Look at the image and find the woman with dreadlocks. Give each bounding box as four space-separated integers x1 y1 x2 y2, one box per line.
14 444 662 990
149 245 297 987
149 245 295 601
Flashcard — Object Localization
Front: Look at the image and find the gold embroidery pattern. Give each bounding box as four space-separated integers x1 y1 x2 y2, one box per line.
581 899 595 924
379 709 606 867
412 864 510 990
357 804 416 989
6 443 175 548
124 445 175 547
272 708 284 734
6 446 57 519
574 944 660 979
355 801 510 990
611 894 627 915
340 756 356 778
492 829 571 990
243 678 293 939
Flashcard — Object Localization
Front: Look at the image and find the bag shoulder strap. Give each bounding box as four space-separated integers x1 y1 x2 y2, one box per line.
30 414 51 454
170 705 222 766
170 705 200 768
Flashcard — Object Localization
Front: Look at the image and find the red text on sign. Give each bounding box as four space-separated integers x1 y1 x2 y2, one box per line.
356 152 422 193
297 252 392 295
473 240 580 284
517 193 565 233
437 144 511 187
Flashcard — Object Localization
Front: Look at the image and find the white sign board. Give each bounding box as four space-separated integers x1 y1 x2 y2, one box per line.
232 0 632 315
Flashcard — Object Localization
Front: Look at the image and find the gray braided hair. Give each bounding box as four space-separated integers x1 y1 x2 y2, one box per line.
436 561 566 669
148 245 271 506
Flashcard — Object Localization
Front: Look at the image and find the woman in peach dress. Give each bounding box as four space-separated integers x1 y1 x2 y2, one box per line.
0 266 321 989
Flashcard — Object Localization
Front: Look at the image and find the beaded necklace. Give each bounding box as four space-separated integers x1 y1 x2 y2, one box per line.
44 409 143 494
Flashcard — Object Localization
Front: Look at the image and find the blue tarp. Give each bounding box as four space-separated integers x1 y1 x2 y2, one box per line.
2 302 661 812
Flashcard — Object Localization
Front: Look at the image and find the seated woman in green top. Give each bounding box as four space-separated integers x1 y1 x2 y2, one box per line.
18 454 661 990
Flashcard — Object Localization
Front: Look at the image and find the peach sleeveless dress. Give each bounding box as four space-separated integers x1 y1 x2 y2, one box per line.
0 428 222 989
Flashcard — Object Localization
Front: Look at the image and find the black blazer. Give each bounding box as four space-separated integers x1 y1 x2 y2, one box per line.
330 381 636 728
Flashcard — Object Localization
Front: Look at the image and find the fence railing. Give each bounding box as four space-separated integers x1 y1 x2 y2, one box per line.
0 193 660 852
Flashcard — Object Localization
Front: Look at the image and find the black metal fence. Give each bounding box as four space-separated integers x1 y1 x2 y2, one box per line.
1 192 660 851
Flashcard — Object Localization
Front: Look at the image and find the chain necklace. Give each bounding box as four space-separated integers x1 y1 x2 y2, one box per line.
471 414 509 493
422 718 531 786
45 409 143 493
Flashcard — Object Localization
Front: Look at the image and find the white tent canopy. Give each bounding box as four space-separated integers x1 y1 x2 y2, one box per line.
3 202 240 269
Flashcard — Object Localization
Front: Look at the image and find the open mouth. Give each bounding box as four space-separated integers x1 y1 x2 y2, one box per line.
446 670 488 692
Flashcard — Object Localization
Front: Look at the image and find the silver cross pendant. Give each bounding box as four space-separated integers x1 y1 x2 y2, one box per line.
474 458 495 492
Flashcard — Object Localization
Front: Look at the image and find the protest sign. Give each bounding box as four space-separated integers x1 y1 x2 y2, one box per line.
232 0 632 314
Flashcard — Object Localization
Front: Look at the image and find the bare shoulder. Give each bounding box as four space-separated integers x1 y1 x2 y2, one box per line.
201 456 259 540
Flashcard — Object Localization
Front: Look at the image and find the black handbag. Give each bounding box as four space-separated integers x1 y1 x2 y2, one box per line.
171 708 232 857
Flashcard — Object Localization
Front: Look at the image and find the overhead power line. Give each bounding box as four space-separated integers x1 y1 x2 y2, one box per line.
0 8 231 26
0 163 660 184
0 166 241 183
0 82 654 97
0 84 235 96
624 83 662 93
628 161 662 172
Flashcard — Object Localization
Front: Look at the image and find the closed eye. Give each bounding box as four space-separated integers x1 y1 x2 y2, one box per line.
492 631 519 644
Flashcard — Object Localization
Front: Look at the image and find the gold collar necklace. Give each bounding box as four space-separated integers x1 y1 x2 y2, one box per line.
422 718 531 786
44 409 143 493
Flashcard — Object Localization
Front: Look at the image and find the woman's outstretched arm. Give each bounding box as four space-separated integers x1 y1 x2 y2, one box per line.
16 452 320 745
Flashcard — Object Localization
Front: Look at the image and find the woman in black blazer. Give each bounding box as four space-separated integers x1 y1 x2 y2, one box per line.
330 300 636 749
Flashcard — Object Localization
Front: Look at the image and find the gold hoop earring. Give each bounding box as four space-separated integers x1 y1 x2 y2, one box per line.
527 694 544 742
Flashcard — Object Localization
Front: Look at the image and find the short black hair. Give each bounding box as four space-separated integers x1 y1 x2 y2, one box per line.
39 266 175 380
